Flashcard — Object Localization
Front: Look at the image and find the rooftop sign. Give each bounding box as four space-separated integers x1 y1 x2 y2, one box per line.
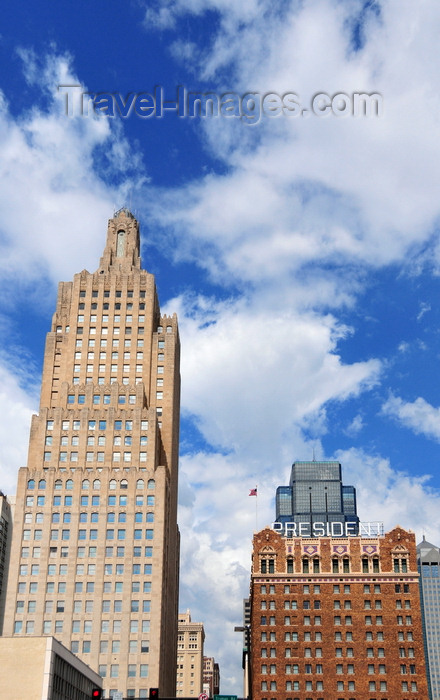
272 521 384 538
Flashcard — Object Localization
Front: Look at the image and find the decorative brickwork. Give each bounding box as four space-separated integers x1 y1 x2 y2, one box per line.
250 525 428 700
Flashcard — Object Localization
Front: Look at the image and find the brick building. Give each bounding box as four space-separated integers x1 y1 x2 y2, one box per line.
203 656 220 697
2 209 181 698
250 524 428 700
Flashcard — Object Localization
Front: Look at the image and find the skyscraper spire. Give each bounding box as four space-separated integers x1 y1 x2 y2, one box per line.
4 212 181 697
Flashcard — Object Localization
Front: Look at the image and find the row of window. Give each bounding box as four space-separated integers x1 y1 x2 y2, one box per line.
18 563 152 588
28 477 152 490
77 314 146 323
47 436 148 447
44 451 149 463
261 556 408 574
48 419 149 432
78 289 145 299
17 598 151 614
261 644 415 657
262 680 417 692
43 511 154 523
14 617 151 638
72 364 154 375
261 598 411 610
24 528 154 541
97 663 149 679
26 495 155 507
268 615 412 626
70 377 147 386
67 392 141 404
260 583 410 594
261 630 414 642
262 646 415 660
72 338 147 350
75 350 144 359
76 326 146 336
23 511 155 523
21 545 154 558
16 599 150 616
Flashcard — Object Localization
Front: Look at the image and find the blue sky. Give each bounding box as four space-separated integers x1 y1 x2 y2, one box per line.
2 0 440 692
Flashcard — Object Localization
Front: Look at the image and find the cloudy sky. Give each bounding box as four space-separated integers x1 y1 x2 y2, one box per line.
2 0 440 692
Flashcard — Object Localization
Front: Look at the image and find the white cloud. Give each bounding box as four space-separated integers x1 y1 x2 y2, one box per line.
146 2 440 686
0 51 143 296
337 447 440 543
0 356 38 493
142 0 440 287
167 292 381 460
382 394 440 442
344 413 364 436
417 302 431 321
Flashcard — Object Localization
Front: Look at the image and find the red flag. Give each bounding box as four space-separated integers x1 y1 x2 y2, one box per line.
249 488 257 496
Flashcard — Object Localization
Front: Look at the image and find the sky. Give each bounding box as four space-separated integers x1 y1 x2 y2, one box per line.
1 0 440 693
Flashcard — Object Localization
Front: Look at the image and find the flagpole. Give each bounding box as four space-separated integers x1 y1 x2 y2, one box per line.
255 485 258 531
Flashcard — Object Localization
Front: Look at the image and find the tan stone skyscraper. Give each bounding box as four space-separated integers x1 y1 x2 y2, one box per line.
2 209 181 698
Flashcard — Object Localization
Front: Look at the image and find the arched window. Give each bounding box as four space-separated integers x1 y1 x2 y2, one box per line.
109 479 117 490
332 558 340 573
54 479 62 490
261 558 275 574
27 479 35 490
120 479 128 490
362 557 369 573
302 558 309 574
82 479 90 490
146 512 154 523
147 479 155 490
136 479 144 490
287 558 294 573
93 479 101 490
38 479 46 490
65 479 73 490
313 558 320 573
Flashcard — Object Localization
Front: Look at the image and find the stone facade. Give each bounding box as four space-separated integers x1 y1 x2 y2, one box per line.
0 635 102 700
250 525 428 700
2 210 181 698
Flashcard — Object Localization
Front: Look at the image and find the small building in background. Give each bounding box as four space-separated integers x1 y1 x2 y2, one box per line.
176 610 205 697
0 491 12 635
203 656 220 697
418 536 440 700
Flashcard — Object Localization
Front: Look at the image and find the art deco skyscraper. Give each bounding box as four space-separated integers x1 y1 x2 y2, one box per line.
2 209 181 698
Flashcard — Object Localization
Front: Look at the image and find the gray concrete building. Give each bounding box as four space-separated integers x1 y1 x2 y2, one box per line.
418 536 440 700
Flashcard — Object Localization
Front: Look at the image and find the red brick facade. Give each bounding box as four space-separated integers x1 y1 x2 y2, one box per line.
250 526 428 700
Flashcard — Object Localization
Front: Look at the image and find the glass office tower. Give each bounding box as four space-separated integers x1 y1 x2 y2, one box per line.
275 460 359 535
